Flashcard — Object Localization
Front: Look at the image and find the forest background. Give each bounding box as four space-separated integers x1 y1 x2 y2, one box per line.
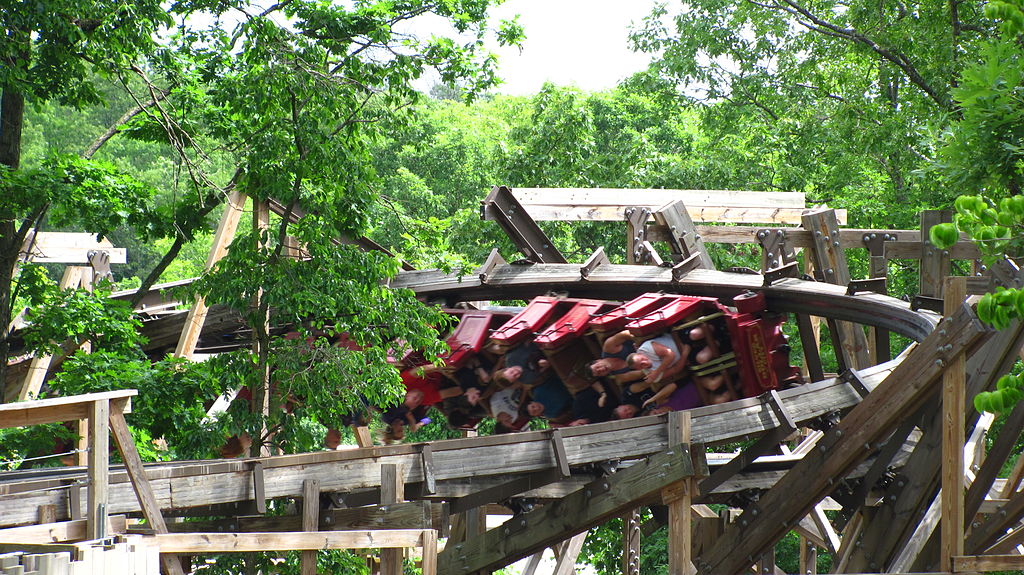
1 0 1023 572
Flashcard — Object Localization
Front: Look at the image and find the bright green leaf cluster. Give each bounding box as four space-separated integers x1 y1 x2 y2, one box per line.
930 195 1024 264
975 374 1024 413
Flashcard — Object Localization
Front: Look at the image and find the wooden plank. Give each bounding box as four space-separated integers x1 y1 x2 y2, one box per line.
801 208 870 370
86 399 109 541
0 517 127 544
352 426 373 448
19 232 126 265
301 479 320 575
667 411 695 575
380 464 403 575
654 200 714 269
108 400 183 575
552 532 587 575
0 389 135 429
695 303 990 575
481 186 567 264
941 277 967 572
510 188 807 209
920 211 953 299
421 530 437 575
952 554 1024 572
174 189 246 359
512 205 846 225
623 509 641 575
154 530 430 552
436 447 695 574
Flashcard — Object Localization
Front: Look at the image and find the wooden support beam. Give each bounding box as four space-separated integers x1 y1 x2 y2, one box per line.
381 464 404 575
622 508 641 575
625 207 652 265
86 398 109 541
695 303 990 575
108 398 184 575
552 531 587 575
301 479 320 575
19 231 126 264
666 411 695 575
421 529 438 575
801 208 870 370
513 204 844 225
799 536 817 575
953 554 1024 572
481 186 567 264
508 188 807 210
437 447 695 575
155 530 432 552
655 200 714 269
920 211 953 299
174 189 246 359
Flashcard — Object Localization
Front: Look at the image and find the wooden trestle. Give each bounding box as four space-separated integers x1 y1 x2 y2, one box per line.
5 188 1024 574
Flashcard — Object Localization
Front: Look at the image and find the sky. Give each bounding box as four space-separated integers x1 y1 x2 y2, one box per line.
409 0 662 96
485 0 661 95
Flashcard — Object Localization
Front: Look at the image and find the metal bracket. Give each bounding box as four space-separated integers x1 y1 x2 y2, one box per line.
762 261 800 286
756 228 796 271
87 250 113 283
671 253 703 281
476 248 506 284
726 266 761 275
846 278 887 296
911 295 944 314
580 247 610 280
840 369 871 399
252 462 267 514
861 232 897 256
985 256 1023 291
551 428 571 478
421 444 437 495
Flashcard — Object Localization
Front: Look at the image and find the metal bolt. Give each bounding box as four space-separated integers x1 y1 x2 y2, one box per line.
815 230 822 237
776 230 784 237
833 241 840 248
935 359 945 367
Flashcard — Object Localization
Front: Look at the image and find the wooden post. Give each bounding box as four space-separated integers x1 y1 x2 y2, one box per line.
941 276 967 572
552 531 588 575
380 464 404 575
352 426 374 448
302 479 321 575
86 398 109 541
920 210 953 299
666 411 695 575
421 529 438 575
622 508 641 575
174 189 247 359
107 398 185 575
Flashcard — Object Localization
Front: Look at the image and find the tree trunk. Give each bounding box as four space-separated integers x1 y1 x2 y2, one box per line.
0 84 26 396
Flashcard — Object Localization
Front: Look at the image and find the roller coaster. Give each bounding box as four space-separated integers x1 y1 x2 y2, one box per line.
1 187 1023 575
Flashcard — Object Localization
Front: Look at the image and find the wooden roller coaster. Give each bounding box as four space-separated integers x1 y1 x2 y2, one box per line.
2 186 1024 575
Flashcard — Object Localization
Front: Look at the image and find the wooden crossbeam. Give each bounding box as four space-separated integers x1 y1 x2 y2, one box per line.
481 186 567 263
436 446 696 574
154 529 433 552
695 303 990 575
509 188 807 208
19 231 126 264
514 204 842 225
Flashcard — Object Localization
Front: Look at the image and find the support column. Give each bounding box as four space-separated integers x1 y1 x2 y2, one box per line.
86 398 109 541
302 479 321 575
380 464 404 575
666 411 695 575
622 508 641 575
941 276 967 571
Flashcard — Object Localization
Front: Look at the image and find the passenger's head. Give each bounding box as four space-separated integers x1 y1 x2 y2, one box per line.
626 353 652 370
383 421 405 443
494 366 523 386
404 389 425 409
526 401 545 418
587 359 613 378
496 411 514 427
613 404 639 420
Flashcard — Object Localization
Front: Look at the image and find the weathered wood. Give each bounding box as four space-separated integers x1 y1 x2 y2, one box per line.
952 554 1024 572
421 529 438 575
0 389 135 429
666 411 695 575
799 537 817 575
19 231 126 264
381 464 404 575
154 529 431 552
622 508 641 575
511 205 846 225
481 186 567 264
86 399 109 541
0 517 127 543
552 531 587 575
941 277 967 572
301 479 320 575
109 399 184 575
625 207 652 265
695 303 990 575
174 189 246 359
508 188 807 209
654 200 714 269
920 211 953 299
436 447 695 575
801 208 870 370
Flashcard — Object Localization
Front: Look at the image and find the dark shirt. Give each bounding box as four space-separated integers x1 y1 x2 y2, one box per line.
572 386 618 424
506 341 545 387
531 373 572 418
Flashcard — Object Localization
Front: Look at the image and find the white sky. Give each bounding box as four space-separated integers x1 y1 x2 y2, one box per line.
485 0 660 95
408 0 661 96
